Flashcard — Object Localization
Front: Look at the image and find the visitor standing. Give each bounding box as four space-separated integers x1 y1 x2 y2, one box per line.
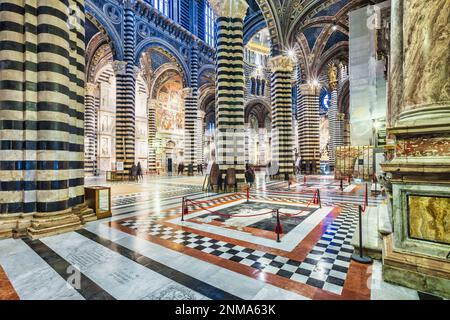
137 162 143 181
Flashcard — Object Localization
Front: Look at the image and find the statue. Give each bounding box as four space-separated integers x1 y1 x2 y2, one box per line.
328 63 338 90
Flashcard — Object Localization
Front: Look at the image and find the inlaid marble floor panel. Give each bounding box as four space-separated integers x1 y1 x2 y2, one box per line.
0 175 444 300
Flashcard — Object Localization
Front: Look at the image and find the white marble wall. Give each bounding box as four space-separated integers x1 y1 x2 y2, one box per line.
349 6 387 146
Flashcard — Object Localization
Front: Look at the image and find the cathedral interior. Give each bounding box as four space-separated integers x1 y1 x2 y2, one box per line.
0 0 449 301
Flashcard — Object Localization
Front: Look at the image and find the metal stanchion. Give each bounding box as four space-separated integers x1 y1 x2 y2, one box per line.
316 189 322 208
351 205 373 264
181 197 186 221
340 179 343 191
365 183 368 207
275 209 281 243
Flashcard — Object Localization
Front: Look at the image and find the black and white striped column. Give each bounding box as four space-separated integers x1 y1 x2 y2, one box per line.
0 0 95 239
114 1 137 174
84 82 98 176
182 87 195 174
270 55 295 178
297 84 321 173
209 0 248 182
328 86 338 168
196 110 206 167
147 99 157 173
184 46 199 174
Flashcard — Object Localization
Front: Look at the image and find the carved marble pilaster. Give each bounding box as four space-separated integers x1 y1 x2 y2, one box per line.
398 0 450 127
381 0 450 298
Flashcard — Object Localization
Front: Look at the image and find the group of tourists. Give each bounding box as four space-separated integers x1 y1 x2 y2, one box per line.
129 162 144 182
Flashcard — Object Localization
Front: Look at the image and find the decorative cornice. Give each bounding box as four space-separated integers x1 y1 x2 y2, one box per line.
208 0 249 20
134 0 215 60
269 55 294 73
246 41 271 55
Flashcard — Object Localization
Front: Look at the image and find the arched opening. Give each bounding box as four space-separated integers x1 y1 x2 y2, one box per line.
244 100 271 167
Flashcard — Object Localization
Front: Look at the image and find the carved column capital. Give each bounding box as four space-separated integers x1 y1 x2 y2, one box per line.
269 55 294 73
112 61 128 76
85 82 99 96
299 83 319 96
197 110 206 119
181 87 193 100
208 0 249 20
147 98 158 109
132 65 141 78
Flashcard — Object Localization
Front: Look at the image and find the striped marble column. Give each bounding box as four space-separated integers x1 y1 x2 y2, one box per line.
328 89 338 168
196 110 206 167
244 123 250 163
181 87 195 174
328 63 339 169
184 46 199 174
114 1 137 174
270 55 295 178
297 84 321 173
0 0 95 239
259 129 267 165
84 82 98 176
209 0 248 182
147 99 157 173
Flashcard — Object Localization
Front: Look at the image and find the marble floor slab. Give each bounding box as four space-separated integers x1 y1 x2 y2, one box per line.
0 175 442 300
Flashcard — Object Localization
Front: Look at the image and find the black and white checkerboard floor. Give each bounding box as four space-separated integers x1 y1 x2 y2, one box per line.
118 203 359 295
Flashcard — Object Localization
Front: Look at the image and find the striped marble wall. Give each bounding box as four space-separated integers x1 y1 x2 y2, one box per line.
270 56 294 177
209 0 249 182
95 65 116 174
84 83 99 175
297 84 321 173
0 0 94 239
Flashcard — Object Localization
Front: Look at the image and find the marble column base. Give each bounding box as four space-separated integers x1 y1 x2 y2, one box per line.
27 209 83 240
382 234 450 299
72 203 97 224
0 205 97 239
0 214 18 239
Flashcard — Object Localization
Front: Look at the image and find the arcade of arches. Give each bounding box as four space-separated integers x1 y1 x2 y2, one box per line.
0 0 449 301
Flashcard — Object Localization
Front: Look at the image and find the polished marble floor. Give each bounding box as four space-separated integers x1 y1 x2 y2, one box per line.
0 174 444 300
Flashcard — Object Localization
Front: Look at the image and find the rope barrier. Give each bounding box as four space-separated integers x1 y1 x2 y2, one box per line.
253 187 314 195
278 189 319 217
182 188 320 242
362 183 368 213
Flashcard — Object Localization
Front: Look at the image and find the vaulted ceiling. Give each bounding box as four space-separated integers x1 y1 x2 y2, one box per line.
247 0 384 80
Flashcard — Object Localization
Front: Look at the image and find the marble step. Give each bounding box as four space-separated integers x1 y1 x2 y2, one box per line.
382 234 450 299
378 201 393 236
